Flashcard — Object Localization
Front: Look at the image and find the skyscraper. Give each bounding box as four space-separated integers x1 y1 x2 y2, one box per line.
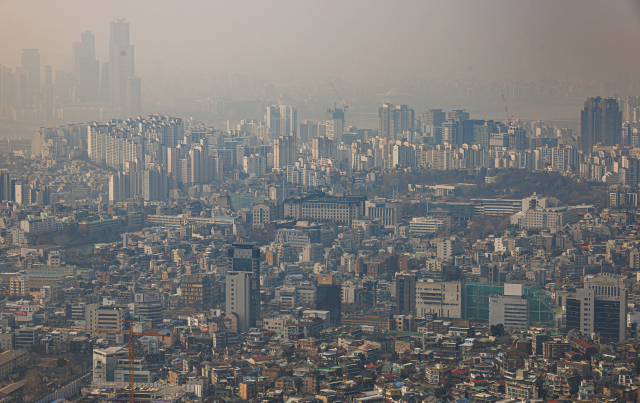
74 31 99 103
279 105 297 137
395 272 416 315
393 105 414 139
109 19 135 111
226 242 260 332
580 97 622 153
422 109 446 134
73 31 96 72
273 135 296 169
566 287 626 342
379 103 414 140
378 103 393 140
265 106 281 139
21 49 40 106
316 274 342 325
325 108 344 144
0 171 10 202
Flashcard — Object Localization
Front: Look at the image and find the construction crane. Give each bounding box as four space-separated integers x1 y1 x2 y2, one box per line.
42 321 163 403
330 84 349 110
501 93 513 128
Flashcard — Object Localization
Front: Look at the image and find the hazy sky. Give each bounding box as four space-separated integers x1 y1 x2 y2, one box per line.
2 0 640 83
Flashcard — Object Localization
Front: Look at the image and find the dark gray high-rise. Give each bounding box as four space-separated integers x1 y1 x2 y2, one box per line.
580 97 622 153
227 242 261 331
395 272 416 315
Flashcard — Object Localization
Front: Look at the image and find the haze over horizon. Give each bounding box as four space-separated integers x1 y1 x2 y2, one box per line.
1 0 640 83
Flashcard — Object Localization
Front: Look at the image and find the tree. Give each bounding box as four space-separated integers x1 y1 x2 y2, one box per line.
490 324 505 337
23 369 44 400
56 358 67 367
434 388 447 398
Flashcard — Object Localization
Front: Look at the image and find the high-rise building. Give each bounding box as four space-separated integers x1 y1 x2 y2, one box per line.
93 346 153 384
109 173 124 204
448 109 470 121
580 97 622 153
422 109 446 134
566 274 626 342
325 108 344 144
279 105 297 137
395 272 416 315
379 103 414 141
273 135 296 169
316 274 341 325
131 291 163 325
0 171 10 202
299 120 319 144
227 242 260 332
74 31 99 103
181 273 215 310
393 105 414 139
415 280 464 319
109 19 135 111
21 49 40 106
226 271 254 332
442 119 461 145
85 304 129 344
379 103 393 140
265 106 281 139
489 283 530 330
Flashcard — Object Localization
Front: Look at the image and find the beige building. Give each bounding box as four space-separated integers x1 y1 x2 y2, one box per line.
523 207 577 231
0 350 28 381
364 199 402 226
415 280 464 319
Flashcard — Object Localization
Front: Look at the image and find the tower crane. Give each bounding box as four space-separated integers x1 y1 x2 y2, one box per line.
501 93 513 128
330 84 349 110
42 321 163 403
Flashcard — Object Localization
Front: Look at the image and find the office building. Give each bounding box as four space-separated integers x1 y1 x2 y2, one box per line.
325 108 344 144
566 274 626 342
299 120 319 143
279 105 297 137
422 109 446 134
181 273 215 310
409 216 449 235
395 272 416 315
109 19 136 111
226 271 255 332
316 274 341 325
364 199 402 226
489 283 530 330
93 346 153 384
522 207 578 231
580 97 622 152
285 195 365 225
265 106 280 139
273 135 296 169
416 280 463 319
379 103 414 141
131 292 163 324
227 242 260 331
85 305 129 344
435 237 463 261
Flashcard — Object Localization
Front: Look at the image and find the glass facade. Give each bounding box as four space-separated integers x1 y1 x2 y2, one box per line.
464 282 556 325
